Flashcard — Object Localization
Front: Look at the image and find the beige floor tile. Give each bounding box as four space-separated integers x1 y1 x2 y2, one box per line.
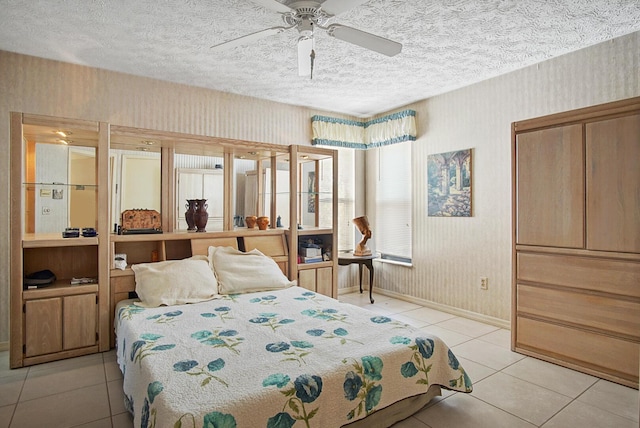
388 313 430 328
419 325 474 347
74 417 113 428
542 399 637 428
339 291 391 305
477 328 511 349
414 393 536 428
502 357 598 398
107 379 127 415
364 305 396 316
0 353 28 381
11 383 110 428
577 379 639 422
0 374 24 407
471 372 572 426
434 317 499 338
20 357 106 401
452 339 525 371
455 357 496 384
0 405 14 428
101 349 117 362
391 415 431 427
373 299 423 314
111 411 134 428
105 358 123 382
401 307 457 325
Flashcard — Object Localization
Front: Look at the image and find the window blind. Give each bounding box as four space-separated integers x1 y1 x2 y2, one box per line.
375 142 412 262
336 148 355 251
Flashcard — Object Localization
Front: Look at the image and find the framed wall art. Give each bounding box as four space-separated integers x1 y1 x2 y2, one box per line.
427 148 472 217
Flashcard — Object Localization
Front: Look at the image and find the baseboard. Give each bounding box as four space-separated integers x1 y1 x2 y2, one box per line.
339 287 510 330
0 341 8 352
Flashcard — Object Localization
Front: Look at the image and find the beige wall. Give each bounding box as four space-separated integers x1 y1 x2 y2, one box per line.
0 50 355 344
1 31 639 343
366 31 639 323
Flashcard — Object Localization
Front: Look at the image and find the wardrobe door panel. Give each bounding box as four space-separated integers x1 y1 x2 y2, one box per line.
516 124 584 248
586 113 640 253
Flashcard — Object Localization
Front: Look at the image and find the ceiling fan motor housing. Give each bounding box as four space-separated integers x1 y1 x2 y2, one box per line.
282 1 331 36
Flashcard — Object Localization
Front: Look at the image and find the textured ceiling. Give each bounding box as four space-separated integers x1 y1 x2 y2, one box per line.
1 0 639 117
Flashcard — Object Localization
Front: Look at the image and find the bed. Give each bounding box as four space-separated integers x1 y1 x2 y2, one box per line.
115 245 472 428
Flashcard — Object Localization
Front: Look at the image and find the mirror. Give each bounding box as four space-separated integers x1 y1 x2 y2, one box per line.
110 149 161 231
22 123 98 234
298 155 333 229
236 154 290 229
174 152 224 231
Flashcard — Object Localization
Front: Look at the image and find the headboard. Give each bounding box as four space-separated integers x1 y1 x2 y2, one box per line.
190 236 239 256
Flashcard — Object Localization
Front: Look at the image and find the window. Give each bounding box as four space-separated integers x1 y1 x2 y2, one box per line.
375 142 412 263
336 148 355 252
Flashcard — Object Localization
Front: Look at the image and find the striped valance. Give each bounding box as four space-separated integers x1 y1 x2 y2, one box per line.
311 110 416 149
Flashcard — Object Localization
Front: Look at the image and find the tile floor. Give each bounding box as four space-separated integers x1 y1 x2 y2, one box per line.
1 291 638 428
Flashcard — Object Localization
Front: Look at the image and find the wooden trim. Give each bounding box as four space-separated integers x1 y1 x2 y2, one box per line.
190 237 239 255
97 122 111 351
10 112 24 368
331 149 339 298
162 147 174 233
513 96 640 132
510 121 518 350
22 113 99 133
223 152 234 230
513 346 638 389
515 245 640 262
23 346 100 367
289 145 299 281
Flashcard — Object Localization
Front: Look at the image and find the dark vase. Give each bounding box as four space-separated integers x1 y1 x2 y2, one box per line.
185 199 197 231
193 199 209 232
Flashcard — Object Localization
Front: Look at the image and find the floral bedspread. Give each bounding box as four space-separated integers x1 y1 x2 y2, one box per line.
115 286 472 428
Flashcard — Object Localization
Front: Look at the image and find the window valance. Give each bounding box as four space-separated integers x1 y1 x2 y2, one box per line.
311 109 416 149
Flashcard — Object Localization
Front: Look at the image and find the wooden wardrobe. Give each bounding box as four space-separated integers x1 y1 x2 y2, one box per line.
511 97 640 388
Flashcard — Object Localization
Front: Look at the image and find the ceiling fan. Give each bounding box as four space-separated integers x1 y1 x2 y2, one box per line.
211 0 402 78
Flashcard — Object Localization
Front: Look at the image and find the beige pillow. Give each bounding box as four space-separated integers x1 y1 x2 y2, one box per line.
209 246 295 294
132 255 218 307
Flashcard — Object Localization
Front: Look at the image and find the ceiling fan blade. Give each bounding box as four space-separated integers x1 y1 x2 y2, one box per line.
320 0 370 16
297 37 314 76
250 0 292 14
327 24 402 57
211 27 287 51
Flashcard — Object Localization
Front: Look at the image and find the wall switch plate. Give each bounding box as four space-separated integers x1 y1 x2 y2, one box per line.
480 277 488 290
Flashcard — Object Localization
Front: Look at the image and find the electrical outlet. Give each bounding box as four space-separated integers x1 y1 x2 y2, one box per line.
480 277 488 290
42 207 51 215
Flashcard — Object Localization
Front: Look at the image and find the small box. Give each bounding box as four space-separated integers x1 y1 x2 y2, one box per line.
299 247 322 257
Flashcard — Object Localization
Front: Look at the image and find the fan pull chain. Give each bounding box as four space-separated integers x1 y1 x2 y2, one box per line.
310 49 315 80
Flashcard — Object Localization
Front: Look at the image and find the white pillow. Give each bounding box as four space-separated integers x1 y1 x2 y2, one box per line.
132 255 218 307
209 246 295 294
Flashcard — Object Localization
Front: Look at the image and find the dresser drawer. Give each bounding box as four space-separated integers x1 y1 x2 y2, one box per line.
517 284 640 338
516 317 639 385
517 252 640 297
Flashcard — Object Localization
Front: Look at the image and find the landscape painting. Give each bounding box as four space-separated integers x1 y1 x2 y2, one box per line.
427 148 472 217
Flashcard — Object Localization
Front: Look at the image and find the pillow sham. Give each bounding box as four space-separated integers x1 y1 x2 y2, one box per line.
209 246 295 294
132 255 218 307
